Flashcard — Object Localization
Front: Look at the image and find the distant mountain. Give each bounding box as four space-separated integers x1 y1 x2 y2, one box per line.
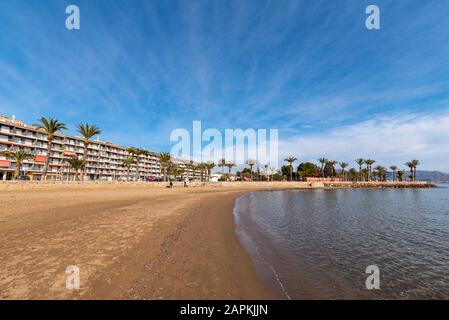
415 170 449 183
385 170 449 182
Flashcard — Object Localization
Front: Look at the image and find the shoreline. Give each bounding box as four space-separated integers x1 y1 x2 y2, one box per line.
125 189 272 300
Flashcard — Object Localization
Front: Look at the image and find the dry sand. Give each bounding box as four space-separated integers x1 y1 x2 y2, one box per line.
0 183 302 300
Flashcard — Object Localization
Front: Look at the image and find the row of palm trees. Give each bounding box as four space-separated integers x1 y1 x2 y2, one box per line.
31 118 103 181
282 156 421 182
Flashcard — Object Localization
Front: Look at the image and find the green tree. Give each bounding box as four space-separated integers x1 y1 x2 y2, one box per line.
348 168 358 182
284 156 297 181
324 160 337 178
246 159 256 181
297 162 320 178
355 158 365 181
172 165 185 180
128 148 150 181
67 156 86 181
318 157 328 178
397 170 405 182
225 162 235 180
365 159 376 181
218 158 226 175
411 159 420 181
121 155 135 182
339 162 349 181
204 161 215 181
76 123 101 181
159 152 172 182
0 148 35 180
374 165 387 181
390 165 398 182
35 117 67 180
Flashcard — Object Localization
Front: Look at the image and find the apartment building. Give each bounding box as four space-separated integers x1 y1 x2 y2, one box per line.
0 115 197 181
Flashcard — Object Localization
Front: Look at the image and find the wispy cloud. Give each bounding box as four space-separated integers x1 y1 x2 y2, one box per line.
279 110 449 172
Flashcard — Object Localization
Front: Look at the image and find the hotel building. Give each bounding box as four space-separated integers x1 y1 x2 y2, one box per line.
0 115 199 181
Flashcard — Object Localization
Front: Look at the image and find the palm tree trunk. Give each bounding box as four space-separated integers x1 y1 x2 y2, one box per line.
14 163 20 180
135 156 140 182
250 165 253 181
83 142 88 181
43 140 52 181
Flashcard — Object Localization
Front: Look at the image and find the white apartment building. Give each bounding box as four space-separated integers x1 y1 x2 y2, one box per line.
0 115 198 181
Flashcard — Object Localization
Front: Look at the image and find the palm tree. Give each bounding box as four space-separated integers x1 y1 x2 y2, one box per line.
190 163 199 181
186 160 195 180
355 158 365 181
76 123 101 181
128 148 150 181
66 156 86 181
0 148 35 180
339 162 349 181
365 159 375 181
348 168 358 182
218 158 226 175
390 166 398 182
397 170 405 182
159 152 171 182
374 165 387 181
172 165 185 180
35 117 67 180
246 159 256 181
225 162 235 180
121 155 135 182
197 163 207 182
327 160 338 178
137 149 150 181
405 161 414 181
127 147 139 180
411 159 420 181
318 157 328 178
284 156 297 181
204 161 215 181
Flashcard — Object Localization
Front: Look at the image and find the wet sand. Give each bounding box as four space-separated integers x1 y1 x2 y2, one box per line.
0 184 300 300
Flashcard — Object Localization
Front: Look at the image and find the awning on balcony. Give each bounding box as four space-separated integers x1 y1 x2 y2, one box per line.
35 155 47 163
0 160 11 167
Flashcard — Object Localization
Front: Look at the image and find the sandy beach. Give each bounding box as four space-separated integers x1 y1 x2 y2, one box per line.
0 183 304 300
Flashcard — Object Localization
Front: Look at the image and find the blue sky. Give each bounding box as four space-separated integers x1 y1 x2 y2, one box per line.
1 0 449 171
